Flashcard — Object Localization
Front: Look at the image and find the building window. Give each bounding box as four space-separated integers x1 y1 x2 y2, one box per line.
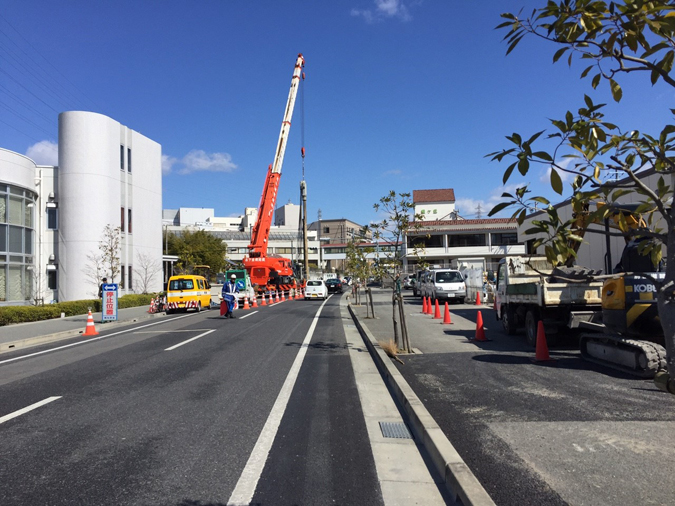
120 265 125 288
323 226 330 234
128 266 132 291
128 209 132 234
127 148 132 173
491 232 518 246
448 234 487 247
121 207 125 232
120 145 124 170
47 208 58 229
407 234 443 248
47 270 57 290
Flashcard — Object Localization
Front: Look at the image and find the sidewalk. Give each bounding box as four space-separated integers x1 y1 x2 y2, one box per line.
0 305 165 353
347 288 495 506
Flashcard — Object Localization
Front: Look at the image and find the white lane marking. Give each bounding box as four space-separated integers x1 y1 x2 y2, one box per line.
133 329 211 334
227 298 328 506
0 396 61 424
164 329 217 351
0 313 196 365
239 311 258 320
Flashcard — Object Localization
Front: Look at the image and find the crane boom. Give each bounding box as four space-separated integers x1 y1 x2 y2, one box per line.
247 53 304 258
243 54 305 293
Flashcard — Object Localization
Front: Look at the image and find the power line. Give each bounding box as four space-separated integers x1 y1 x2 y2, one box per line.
0 117 42 144
0 101 56 138
0 13 99 111
0 83 54 125
0 41 76 111
0 67 59 113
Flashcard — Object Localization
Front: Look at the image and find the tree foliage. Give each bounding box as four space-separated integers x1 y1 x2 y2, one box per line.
166 230 228 277
489 0 675 383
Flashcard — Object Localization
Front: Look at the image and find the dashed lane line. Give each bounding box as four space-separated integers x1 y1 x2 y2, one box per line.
0 313 196 366
164 330 217 351
0 396 62 424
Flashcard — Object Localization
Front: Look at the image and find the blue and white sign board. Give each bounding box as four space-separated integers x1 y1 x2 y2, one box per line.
102 283 118 322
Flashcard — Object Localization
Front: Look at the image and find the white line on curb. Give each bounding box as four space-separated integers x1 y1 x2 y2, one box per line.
164 329 217 351
0 313 195 366
226 298 328 506
0 396 61 424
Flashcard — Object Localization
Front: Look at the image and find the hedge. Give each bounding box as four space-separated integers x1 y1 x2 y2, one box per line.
0 293 158 326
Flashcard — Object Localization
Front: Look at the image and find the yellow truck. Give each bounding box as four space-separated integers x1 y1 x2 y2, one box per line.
166 274 212 314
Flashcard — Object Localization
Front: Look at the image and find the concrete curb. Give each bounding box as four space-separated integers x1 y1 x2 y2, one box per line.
348 303 496 506
0 311 166 355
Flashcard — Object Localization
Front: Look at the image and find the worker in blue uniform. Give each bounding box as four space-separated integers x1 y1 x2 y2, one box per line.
221 274 240 318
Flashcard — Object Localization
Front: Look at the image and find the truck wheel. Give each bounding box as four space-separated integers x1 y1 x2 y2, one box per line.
195 302 201 313
525 310 539 348
502 306 518 335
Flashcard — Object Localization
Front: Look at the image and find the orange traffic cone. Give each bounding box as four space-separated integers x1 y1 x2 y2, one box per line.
275 291 280 303
442 302 453 324
531 321 556 362
260 293 267 306
473 310 489 341
83 310 98 336
421 297 426 313
243 296 250 310
424 297 430 314
296 289 301 300
251 294 258 308
433 299 442 319
476 291 481 306
147 298 155 314
281 290 286 301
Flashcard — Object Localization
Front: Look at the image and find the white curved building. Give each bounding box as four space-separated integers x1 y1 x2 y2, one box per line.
0 111 162 304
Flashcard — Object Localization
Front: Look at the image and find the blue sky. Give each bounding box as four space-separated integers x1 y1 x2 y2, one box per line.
2 1 673 227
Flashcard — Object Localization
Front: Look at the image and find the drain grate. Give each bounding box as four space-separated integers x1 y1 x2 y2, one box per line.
379 421 413 439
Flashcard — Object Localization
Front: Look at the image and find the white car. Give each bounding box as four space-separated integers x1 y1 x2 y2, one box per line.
304 279 328 300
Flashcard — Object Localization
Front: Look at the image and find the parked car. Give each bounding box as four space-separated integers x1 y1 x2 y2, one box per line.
304 279 328 300
325 278 343 294
420 269 466 304
403 274 416 289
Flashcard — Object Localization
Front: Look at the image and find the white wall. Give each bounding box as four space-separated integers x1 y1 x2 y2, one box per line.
58 111 162 300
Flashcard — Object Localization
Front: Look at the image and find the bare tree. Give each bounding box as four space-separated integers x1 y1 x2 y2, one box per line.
99 225 121 283
83 251 105 297
134 252 161 294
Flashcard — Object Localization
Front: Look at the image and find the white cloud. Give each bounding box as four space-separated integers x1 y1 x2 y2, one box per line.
25 140 58 166
162 150 238 175
351 0 412 23
162 154 178 175
455 183 523 219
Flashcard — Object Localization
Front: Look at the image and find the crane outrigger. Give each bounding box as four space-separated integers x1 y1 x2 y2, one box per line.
242 54 305 294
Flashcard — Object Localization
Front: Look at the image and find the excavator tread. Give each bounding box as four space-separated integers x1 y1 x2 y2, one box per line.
579 333 667 378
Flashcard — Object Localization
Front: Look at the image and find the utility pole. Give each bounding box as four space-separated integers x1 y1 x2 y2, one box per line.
318 209 322 273
301 180 309 281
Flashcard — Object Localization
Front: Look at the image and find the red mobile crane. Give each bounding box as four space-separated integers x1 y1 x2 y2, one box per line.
242 54 305 293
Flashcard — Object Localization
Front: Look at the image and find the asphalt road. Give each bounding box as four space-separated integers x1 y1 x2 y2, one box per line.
392 292 675 506
0 296 384 506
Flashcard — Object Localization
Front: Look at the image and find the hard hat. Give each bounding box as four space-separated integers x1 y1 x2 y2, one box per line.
231 274 236 279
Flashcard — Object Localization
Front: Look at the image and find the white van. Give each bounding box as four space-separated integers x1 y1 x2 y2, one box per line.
421 269 466 304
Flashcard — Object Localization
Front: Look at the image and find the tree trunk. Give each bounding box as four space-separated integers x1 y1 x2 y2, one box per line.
392 291 400 348
398 294 411 353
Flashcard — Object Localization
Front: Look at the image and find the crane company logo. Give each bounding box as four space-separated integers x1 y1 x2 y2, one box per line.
633 283 656 293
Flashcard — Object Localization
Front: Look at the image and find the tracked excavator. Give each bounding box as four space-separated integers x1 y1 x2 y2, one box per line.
242 54 305 294
574 203 668 377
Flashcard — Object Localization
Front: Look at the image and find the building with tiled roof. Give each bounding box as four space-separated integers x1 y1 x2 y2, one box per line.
404 190 525 273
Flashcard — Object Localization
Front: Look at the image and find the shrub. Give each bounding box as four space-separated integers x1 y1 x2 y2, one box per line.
0 292 160 326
